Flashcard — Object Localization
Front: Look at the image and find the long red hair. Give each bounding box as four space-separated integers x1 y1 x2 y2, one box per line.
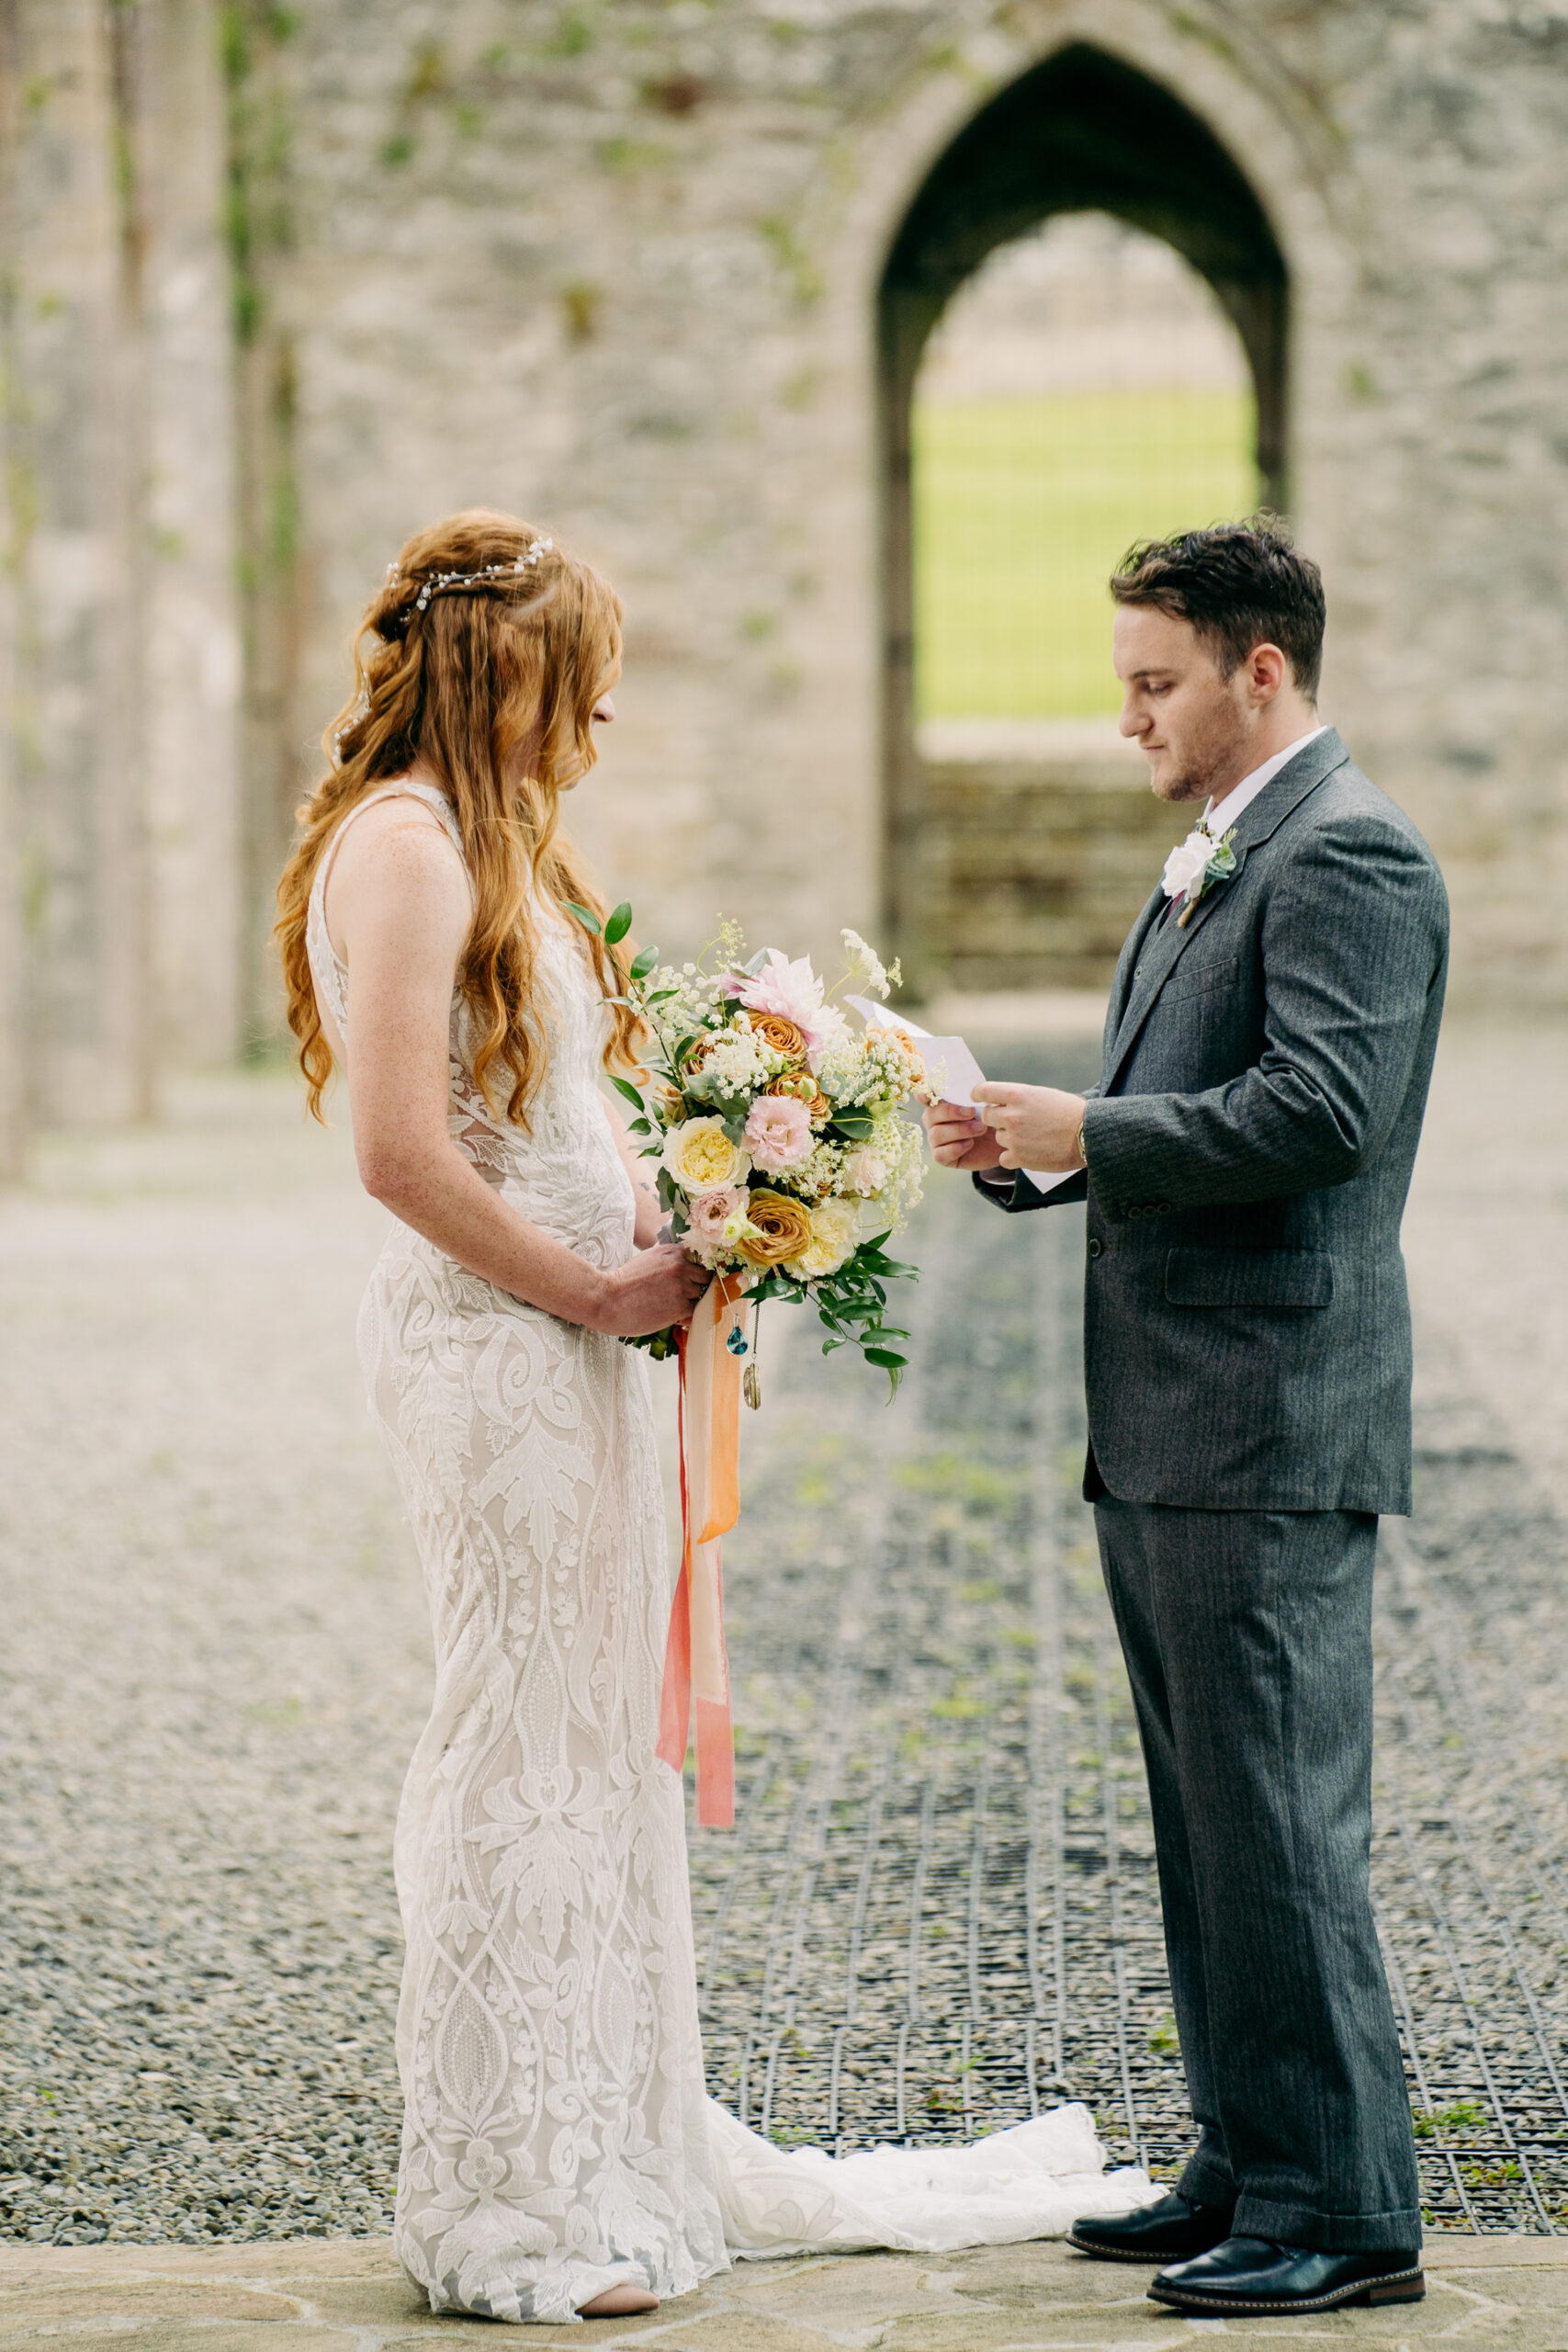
276 509 640 1124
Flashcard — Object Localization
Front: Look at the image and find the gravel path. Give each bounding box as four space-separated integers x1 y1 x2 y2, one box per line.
0 1024 1563 2246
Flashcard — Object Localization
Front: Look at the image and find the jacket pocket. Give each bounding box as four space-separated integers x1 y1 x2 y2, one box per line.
1156 948 1245 1006
1164 1247 1334 1309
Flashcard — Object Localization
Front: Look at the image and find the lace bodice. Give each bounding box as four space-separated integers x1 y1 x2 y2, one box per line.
305 781 633 1268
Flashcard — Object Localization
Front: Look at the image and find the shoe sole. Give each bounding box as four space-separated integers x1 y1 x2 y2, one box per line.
1066 2234 1213 2264
1066 2229 1175 2267
1148 2266 1425 2314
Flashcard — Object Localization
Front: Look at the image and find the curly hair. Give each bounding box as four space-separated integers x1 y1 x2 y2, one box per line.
1110 516 1326 699
275 508 641 1125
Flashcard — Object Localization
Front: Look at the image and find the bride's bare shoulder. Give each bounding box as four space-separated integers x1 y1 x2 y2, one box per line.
323 787 469 948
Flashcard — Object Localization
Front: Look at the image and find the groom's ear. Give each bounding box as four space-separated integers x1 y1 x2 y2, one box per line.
1242 641 1290 704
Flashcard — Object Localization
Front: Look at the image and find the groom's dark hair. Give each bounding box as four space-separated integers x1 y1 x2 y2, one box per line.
1110 517 1326 699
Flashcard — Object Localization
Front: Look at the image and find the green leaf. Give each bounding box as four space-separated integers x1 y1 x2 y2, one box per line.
643 986 681 1005
629 944 660 979
864 1349 907 1370
564 899 602 936
627 1118 652 1136
604 899 634 945
610 1074 646 1111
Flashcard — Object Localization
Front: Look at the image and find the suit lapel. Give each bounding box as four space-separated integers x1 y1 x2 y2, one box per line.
1103 886 1167 1048
1101 729 1352 1093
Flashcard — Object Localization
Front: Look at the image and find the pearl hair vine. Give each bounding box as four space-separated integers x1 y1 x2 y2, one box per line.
384 537 555 616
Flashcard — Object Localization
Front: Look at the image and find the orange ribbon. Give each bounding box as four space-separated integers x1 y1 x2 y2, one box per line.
657 1272 751 1826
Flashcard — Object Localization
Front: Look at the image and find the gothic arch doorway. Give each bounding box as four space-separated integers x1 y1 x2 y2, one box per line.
878 42 1289 990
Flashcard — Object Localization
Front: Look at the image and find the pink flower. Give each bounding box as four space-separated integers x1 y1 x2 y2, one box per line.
840 1148 889 1196
722 949 845 1069
687 1186 746 1243
742 1094 814 1171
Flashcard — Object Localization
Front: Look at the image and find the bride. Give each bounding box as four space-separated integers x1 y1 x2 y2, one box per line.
275 511 1145 2324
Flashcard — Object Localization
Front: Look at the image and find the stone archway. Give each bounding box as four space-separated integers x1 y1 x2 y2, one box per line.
878 40 1289 991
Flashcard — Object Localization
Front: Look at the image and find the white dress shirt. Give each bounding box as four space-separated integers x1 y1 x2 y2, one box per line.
1200 724 1326 837
1014 723 1328 1196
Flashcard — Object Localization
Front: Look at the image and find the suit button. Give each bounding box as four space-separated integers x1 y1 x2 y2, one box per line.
1088 1238 1103 1259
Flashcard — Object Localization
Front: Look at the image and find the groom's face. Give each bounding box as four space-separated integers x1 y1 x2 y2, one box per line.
1112 605 1251 805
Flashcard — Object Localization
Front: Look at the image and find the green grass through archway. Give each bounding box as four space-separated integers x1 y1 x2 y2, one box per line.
913 388 1260 720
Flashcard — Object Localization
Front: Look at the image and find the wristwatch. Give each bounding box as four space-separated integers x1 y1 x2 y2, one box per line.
1076 1121 1088 1170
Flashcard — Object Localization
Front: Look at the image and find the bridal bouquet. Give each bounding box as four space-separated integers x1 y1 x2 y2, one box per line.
568 904 929 1824
570 908 928 1393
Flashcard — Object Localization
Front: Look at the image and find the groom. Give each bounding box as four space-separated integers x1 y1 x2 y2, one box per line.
926 522 1446 2318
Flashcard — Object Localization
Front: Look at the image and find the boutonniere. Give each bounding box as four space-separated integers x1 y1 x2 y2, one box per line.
1162 822 1238 928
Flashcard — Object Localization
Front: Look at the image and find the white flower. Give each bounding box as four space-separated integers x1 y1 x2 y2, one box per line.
793 1196 862 1281
661 1116 751 1194
1162 828 1213 901
840 1148 889 1196
841 927 890 1000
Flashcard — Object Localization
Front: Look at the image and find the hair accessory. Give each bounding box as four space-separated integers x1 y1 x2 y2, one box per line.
330 684 371 766
412 537 553 615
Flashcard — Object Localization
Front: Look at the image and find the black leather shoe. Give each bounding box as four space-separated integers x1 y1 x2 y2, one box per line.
1066 2190 1236 2263
1149 2234 1425 2313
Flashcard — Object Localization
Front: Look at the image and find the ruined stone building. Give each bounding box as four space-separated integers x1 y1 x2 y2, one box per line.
1 0 1564 1169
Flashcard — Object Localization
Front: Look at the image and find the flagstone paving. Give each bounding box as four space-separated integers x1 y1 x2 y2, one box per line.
0 2232 1566 2348
0 1012 1564 2344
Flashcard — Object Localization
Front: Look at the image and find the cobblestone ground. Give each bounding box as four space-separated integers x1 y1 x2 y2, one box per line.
0 1023 1564 2255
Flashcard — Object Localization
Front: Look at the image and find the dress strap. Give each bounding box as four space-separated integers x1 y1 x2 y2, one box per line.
317 780 471 904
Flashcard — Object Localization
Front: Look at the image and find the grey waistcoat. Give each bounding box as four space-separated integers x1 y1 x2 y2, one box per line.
984 729 1450 1513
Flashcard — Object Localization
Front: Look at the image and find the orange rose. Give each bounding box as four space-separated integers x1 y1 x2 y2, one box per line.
735 1189 814 1266
749 1012 809 1064
764 1072 831 1123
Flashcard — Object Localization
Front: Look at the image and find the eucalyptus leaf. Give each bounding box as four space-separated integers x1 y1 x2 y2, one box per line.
610 1074 646 1110
564 900 602 936
630 945 660 979
604 900 634 946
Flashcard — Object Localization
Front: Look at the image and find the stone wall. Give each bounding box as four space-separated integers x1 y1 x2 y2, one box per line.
0 0 239 1162
916 725 1178 989
3 0 1566 1152
243 0 1568 1010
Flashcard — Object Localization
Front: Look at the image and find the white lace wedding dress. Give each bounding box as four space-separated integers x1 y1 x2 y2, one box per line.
306 782 1149 2324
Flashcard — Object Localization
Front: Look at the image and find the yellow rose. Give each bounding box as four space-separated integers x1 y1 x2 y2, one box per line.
793 1196 861 1281
661 1115 751 1195
734 1189 815 1266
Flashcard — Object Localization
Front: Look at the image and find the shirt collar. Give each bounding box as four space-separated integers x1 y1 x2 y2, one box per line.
1202 725 1328 832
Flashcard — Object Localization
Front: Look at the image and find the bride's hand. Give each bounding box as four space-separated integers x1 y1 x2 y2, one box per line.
589 1243 711 1337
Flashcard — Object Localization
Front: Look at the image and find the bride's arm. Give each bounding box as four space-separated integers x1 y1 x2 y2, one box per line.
333 814 707 1337
604 1095 663 1248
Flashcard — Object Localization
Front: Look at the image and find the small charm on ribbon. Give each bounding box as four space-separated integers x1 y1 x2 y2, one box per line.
742 1363 761 1410
726 1326 749 1357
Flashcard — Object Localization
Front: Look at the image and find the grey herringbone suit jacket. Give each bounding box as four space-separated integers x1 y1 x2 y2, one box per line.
984 729 1449 1512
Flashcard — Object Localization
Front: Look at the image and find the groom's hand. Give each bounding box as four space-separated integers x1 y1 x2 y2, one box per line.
971 1082 1088 1171
923 1100 1005 1170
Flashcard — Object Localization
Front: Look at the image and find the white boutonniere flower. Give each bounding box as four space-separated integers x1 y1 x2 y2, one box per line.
1162 822 1238 928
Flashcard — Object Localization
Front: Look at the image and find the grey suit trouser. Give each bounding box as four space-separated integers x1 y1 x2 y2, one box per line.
1094 1498 1421 2251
